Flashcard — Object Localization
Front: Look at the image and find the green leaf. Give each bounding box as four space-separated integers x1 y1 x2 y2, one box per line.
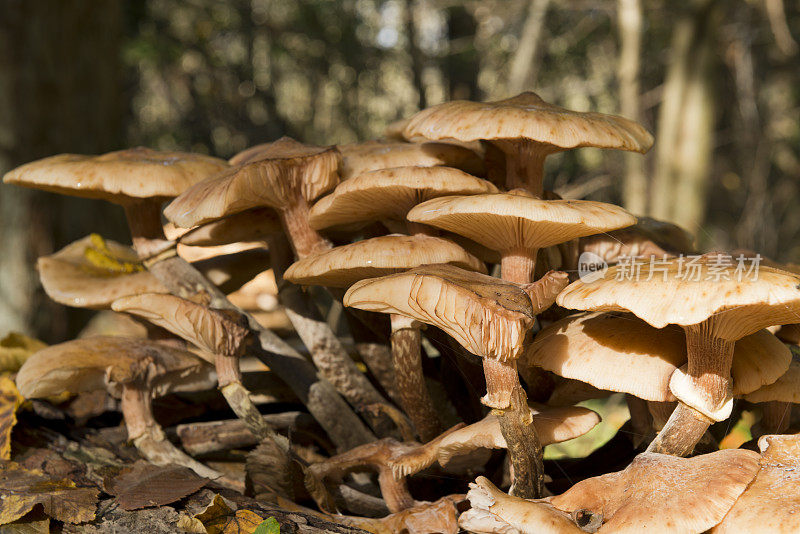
254 517 280 534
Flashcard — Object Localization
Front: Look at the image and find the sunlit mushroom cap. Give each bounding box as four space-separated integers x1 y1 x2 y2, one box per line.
712 434 800 533
557 255 800 340
524 312 791 402
403 92 654 153
164 137 340 228
338 140 484 179
549 449 760 534
308 166 497 230
285 234 486 288
16 336 214 399
111 293 248 357
743 360 800 403
179 208 281 246
407 192 636 252
344 264 537 361
3 148 228 203
38 235 167 309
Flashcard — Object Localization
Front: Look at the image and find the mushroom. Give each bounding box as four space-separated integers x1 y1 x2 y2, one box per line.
345 264 565 498
407 191 635 284
14 336 234 485
178 207 282 247
3 148 228 259
308 166 498 235
111 293 286 449
402 92 654 196
557 254 800 455
285 234 486 441
743 359 800 434
335 140 485 179
712 434 800 533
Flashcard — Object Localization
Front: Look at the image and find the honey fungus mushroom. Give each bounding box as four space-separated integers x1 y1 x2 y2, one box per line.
557 254 800 456
14 336 234 485
345 264 565 498
403 92 654 196
335 140 485 179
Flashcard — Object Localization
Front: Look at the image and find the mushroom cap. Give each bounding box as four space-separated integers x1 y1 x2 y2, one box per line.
179 208 281 246
459 476 583 534
549 449 760 534
524 312 791 402
164 137 340 228
344 264 536 361
407 193 636 253
3 148 228 203
403 92 654 154
579 216 695 265
712 435 800 533
284 234 486 288
38 235 168 309
111 293 248 356
338 140 484 179
744 359 800 403
557 255 800 340
191 248 272 295
15 336 214 399
308 166 498 229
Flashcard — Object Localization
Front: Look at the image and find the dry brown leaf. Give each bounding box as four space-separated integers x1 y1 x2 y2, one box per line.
103 461 209 511
0 462 98 525
191 493 267 534
0 375 23 460
0 333 46 373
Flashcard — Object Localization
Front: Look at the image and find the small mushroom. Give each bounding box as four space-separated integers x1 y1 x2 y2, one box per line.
336 140 485 179
14 336 233 485
178 207 282 247
578 216 696 265
403 92 653 196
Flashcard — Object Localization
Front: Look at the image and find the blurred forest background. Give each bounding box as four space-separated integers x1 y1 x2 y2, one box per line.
1 0 799 341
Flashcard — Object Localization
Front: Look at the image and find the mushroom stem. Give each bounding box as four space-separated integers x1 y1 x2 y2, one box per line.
279 198 332 259
501 247 539 284
390 314 443 442
646 401 714 456
121 382 243 490
760 401 792 434
482 358 545 498
679 325 735 419
405 221 438 236
123 200 174 259
492 140 550 197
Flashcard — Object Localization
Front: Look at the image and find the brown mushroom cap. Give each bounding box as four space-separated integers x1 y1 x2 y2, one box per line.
549 449 761 534
744 360 800 403
111 293 247 357
38 235 168 309
407 193 636 253
15 336 214 400
284 234 487 288
403 92 654 154
344 264 536 361
308 166 498 230
524 312 791 402
337 140 484 179
712 435 800 533
557 256 800 340
179 208 281 247
3 147 228 203
164 137 340 229
579 216 695 265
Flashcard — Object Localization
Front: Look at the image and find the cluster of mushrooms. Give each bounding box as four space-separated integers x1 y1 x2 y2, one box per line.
5 92 800 533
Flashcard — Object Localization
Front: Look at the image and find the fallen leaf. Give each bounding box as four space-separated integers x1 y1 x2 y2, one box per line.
192 493 267 534
103 461 208 510
254 517 280 534
0 515 50 533
0 375 23 460
0 462 98 525
0 333 46 373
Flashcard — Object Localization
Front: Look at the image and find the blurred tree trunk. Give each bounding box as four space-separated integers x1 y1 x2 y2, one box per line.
506 0 551 96
617 0 647 214
650 1 717 232
444 4 479 101
0 0 127 341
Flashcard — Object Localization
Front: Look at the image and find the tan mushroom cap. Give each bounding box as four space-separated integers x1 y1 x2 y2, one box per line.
3 147 228 203
407 193 636 253
579 216 695 265
345 264 536 361
549 449 760 534
179 208 281 246
338 140 484 179
285 234 486 288
403 92 654 153
164 137 340 229
111 293 248 357
308 166 498 230
38 235 168 309
459 476 583 534
15 336 214 400
744 360 800 403
713 434 800 533
524 312 791 402
557 256 800 340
